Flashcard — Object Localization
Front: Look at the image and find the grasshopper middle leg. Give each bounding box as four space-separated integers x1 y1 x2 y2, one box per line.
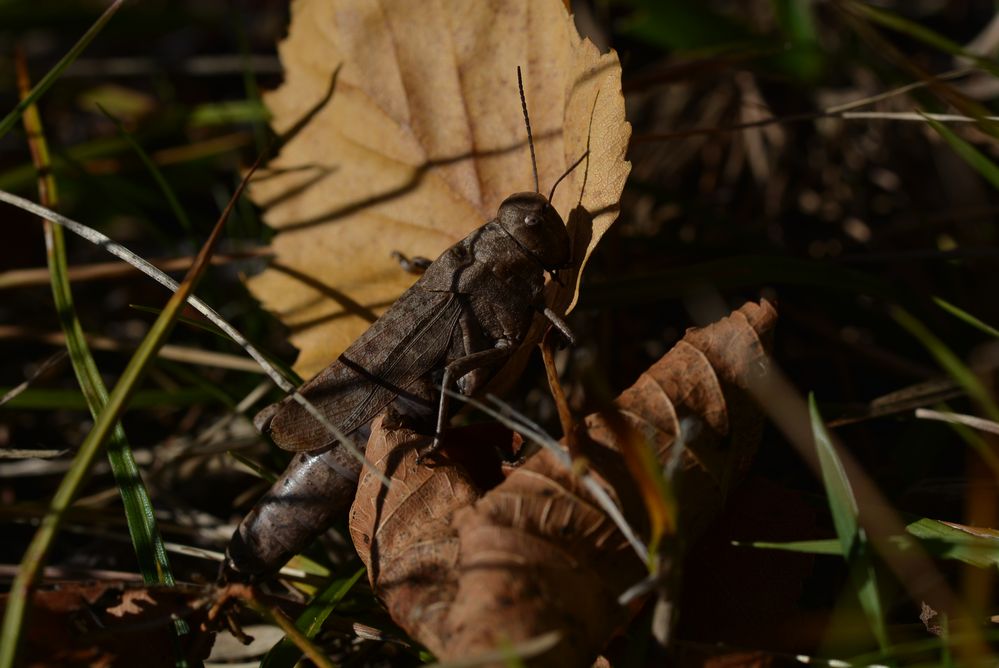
419 339 515 461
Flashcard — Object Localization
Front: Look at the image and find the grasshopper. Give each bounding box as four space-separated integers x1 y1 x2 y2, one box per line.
223 68 580 580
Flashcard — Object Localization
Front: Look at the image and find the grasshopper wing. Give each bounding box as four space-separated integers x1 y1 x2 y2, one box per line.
266 290 464 452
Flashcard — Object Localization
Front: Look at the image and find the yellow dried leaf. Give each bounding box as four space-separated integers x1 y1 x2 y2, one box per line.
248 0 630 377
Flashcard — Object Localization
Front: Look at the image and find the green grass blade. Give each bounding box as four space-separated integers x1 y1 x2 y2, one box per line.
849 2 999 79
810 395 860 549
0 0 127 140
188 100 270 127
773 0 824 82
933 297 999 340
921 112 999 191
14 51 175 590
742 528 999 568
892 307 999 423
157 360 237 409
735 538 842 554
0 386 214 410
906 518 999 569
284 553 333 579
0 135 131 193
842 2 999 143
809 394 889 650
227 450 279 484
618 0 754 53
129 304 230 338
0 149 257 668
261 567 366 668
97 104 193 234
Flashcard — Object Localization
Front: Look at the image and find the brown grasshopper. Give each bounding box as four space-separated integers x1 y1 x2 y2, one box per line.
222 68 581 580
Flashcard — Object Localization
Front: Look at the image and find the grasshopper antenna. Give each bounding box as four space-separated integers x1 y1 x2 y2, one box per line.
517 65 540 194
548 150 589 203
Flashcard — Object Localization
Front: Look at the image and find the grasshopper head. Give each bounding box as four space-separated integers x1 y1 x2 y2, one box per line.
496 192 571 272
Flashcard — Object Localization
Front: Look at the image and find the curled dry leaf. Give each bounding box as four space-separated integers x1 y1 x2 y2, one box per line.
349 300 777 665
248 0 630 377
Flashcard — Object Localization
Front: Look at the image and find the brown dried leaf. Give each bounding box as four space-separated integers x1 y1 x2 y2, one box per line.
348 421 488 642
0 581 214 667
248 0 630 377
349 300 778 665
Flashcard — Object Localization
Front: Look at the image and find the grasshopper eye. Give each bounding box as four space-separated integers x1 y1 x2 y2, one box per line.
524 213 542 226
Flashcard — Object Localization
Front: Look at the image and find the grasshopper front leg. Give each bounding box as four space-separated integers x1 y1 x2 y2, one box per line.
543 306 576 347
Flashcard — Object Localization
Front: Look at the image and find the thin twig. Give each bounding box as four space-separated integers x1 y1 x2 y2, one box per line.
0 188 388 487
635 68 980 144
0 449 68 461
0 249 268 290
0 326 264 373
915 408 999 436
826 67 972 113
195 380 273 446
539 328 579 457
842 111 999 122
0 564 145 582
